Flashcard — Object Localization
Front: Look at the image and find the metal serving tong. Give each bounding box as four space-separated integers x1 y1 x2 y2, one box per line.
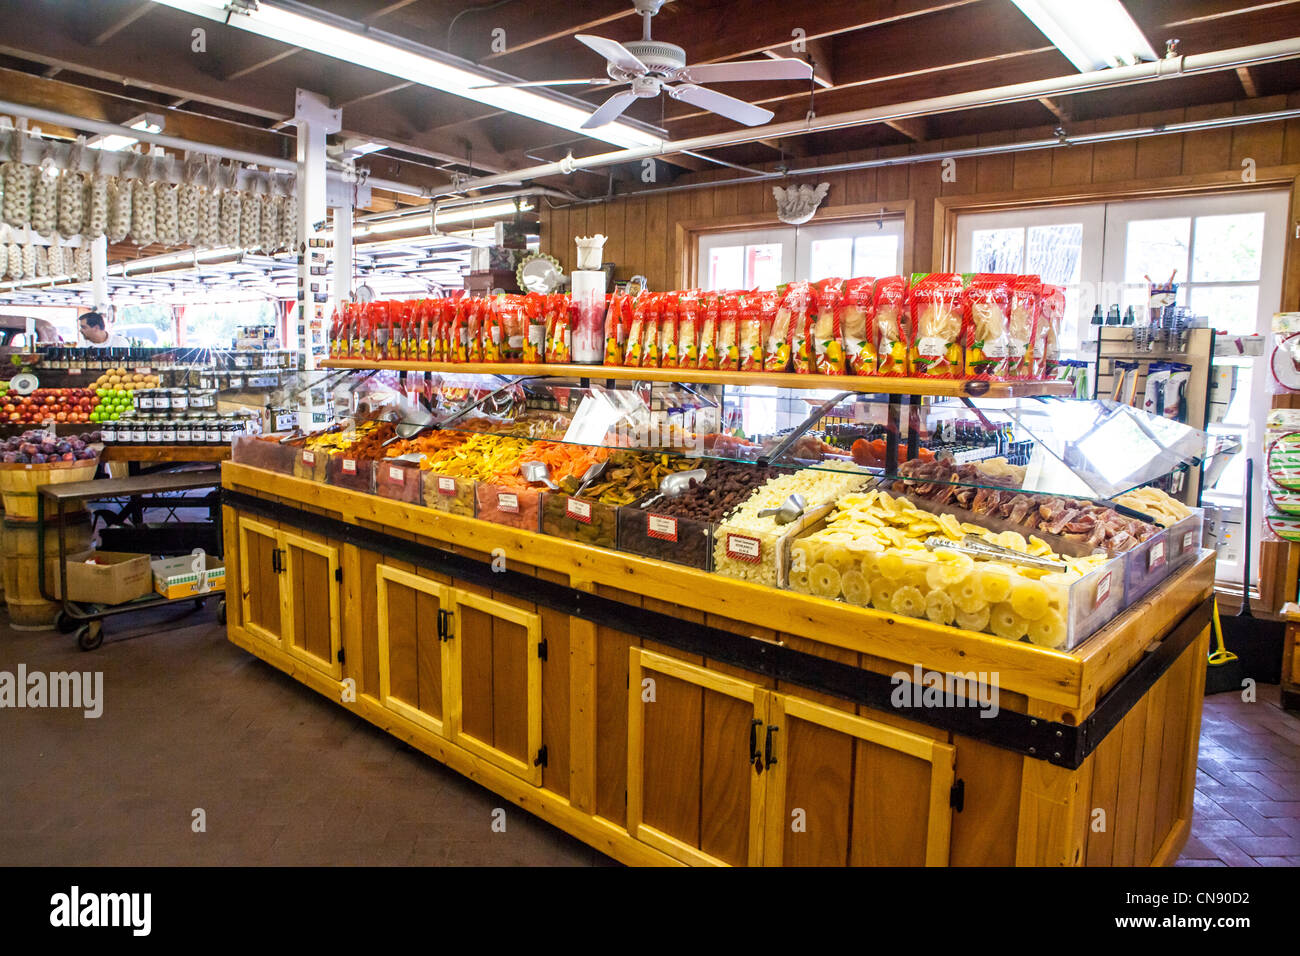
758 493 807 525
923 534 1066 571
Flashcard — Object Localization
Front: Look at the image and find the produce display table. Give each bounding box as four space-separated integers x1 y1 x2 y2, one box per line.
222 460 1213 867
101 444 231 477
38 471 224 650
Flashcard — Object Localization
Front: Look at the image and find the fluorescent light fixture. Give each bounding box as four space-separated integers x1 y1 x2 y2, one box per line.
153 0 662 149
1011 0 1157 71
346 140 388 156
88 113 165 152
356 201 533 237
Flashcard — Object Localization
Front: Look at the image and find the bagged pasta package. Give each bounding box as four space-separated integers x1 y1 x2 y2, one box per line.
764 285 798 372
963 273 1014 380
842 277 876 374
522 292 546 363
429 299 446 363
1040 284 1065 377
658 292 680 367
739 292 768 371
697 293 719 369
546 293 572 363
603 293 626 365
482 297 504 362
623 293 648 366
357 301 375 359
874 276 911 376
416 299 433 362
676 289 701 368
465 298 485 363
909 272 966 378
449 298 469 362
812 277 846 374
718 293 742 370
328 306 343 359
1008 275 1041 380
641 293 663 367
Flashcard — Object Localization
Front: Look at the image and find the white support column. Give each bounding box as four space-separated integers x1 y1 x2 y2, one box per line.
292 88 341 373
90 236 108 314
333 206 352 307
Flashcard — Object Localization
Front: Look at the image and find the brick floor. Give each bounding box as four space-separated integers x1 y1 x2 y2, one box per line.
3 602 1297 866
1177 685 1300 866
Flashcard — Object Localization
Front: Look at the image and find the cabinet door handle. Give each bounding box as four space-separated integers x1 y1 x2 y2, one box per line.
271 548 281 573
749 718 763 770
764 724 779 768
438 608 454 641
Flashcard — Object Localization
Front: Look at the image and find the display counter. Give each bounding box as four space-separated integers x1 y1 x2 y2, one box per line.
222 458 1212 867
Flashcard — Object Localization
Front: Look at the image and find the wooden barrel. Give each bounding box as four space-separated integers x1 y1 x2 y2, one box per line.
2 516 94 629
0 458 97 520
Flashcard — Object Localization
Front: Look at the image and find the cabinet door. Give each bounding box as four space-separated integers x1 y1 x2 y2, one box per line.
236 516 284 648
628 648 767 867
376 564 450 737
447 589 544 786
762 694 956 866
281 530 343 680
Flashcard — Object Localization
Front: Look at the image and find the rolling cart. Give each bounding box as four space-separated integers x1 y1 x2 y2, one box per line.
36 471 224 650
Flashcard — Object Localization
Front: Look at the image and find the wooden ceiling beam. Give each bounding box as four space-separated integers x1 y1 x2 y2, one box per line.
883 117 930 141
481 5 639 62
1237 66 1260 97
90 1 153 47
1038 96 1071 124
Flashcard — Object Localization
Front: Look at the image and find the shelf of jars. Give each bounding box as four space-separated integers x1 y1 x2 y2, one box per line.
229 369 1210 654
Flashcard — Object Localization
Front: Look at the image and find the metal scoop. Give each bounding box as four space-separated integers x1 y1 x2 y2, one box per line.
758 493 807 525
574 459 609 496
521 460 558 489
382 405 438 447
660 469 707 498
923 534 1065 571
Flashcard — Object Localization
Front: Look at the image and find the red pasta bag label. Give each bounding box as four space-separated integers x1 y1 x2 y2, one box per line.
812 277 846 375
641 294 662 368
909 273 965 378
546 294 572 363
623 294 648 366
676 290 701 368
719 293 743 370
963 273 1014 381
658 293 680 367
843 277 876 375
604 293 626 365
1040 284 1065 378
1009 275 1042 381
697 293 719 369
522 292 545 364
874 276 911 376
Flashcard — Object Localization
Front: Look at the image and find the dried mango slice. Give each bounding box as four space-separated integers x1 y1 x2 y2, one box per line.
841 570 868 606
1009 578 1050 621
1027 610 1068 649
925 588 955 625
977 565 1014 603
990 602 1029 640
954 603 990 632
809 562 842 599
891 586 926 618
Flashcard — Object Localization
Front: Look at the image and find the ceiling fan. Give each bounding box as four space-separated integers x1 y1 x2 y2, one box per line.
472 0 813 129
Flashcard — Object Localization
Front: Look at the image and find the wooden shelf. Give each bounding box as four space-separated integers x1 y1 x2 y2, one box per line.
319 359 1076 398
101 445 231 463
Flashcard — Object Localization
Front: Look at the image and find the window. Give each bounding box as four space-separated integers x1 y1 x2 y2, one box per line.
180 300 278 348
958 189 1290 587
697 217 905 291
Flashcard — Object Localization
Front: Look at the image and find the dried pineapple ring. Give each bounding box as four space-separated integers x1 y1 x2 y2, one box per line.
977 565 1014 603
1009 579 1050 621
876 550 906 581
948 577 985 613
925 589 955 625
824 546 857 573
871 580 896 611
997 531 1029 553
926 563 949 591
840 570 868 606
809 562 842 599
789 544 814 574
990 602 1029 641
788 570 810 593
1027 610 1068 649
891 586 925 618
954 604 990 632
933 551 974 585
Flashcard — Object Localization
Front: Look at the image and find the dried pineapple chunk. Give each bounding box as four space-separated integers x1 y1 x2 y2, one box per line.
871 580 896 611
891 586 926 618
877 551 907 581
1027 610 1068 649
947 577 986 614
809 562 843 599
990 602 1029 640
977 564 1014 603
1009 578 1050 621
841 570 868 606
925 589 955 625
954 603 990 632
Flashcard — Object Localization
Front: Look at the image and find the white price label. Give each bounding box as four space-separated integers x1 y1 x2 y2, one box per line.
1093 571 1112 610
726 533 762 563
565 498 592 523
437 476 456 496
301 450 315 465
1182 531 1194 552
647 514 678 542
388 464 405 483
1147 540 1166 572
498 492 519 514
342 458 357 475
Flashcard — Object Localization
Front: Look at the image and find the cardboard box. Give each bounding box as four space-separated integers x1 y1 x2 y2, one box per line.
152 554 226 599
64 552 153 605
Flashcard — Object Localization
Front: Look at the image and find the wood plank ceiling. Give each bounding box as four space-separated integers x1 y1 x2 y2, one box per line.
0 0 1298 212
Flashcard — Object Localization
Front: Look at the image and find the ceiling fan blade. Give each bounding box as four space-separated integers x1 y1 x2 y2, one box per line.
581 90 641 129
668 84 774 127
679 57 814 84
469 78 613 89
575 34 649 75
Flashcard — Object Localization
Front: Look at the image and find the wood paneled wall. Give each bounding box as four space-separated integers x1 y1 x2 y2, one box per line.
540 93 1300 298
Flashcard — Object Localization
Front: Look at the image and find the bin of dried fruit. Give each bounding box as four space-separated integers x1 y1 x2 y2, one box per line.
712 463 870 587
325 452 375 494
786 488 1121 650
291 444 329 483
475 478 542 531
423 470 477 517
374 457 425 504
231 434 298 474
619 460 780 570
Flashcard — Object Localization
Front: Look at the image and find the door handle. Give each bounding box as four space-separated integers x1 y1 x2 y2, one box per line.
271 548 281 573
764 724 779 768
749 718 763 771
437 608 454 641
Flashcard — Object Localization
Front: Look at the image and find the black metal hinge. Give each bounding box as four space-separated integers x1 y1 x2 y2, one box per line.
335 567 342 582
337 647 345 664
537 638 548 661
950 779 965 812
534 745 548 768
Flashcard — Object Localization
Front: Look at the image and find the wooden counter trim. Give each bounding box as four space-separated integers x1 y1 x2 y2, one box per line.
221 462 1207 714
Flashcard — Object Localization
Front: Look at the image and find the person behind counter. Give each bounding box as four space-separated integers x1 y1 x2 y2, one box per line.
78 310 129 348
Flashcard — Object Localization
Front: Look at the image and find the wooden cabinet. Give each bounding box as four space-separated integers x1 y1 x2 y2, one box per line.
235 515 342 679
627 647 956 866
374 566 545 787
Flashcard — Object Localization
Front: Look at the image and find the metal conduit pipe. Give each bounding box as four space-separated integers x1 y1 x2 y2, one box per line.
542 107 1300 208
433 37 1300 197
352 186 576 225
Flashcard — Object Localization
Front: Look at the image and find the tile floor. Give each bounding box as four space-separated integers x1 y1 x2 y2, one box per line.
2 603 1298 866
